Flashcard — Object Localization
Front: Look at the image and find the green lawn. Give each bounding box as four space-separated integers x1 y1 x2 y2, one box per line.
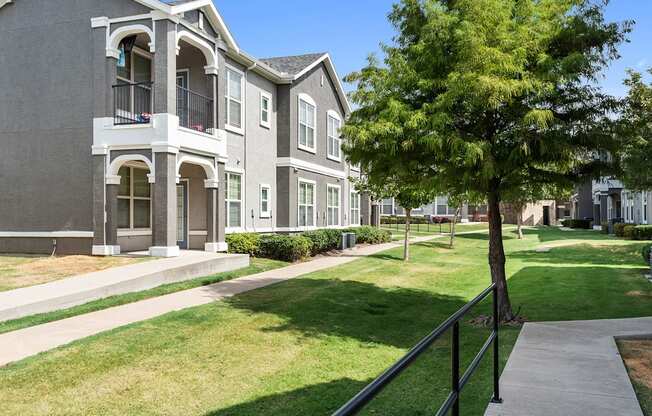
1 228 650 415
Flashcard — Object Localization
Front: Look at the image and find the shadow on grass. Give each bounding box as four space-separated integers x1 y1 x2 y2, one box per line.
508 243 648 266
224 278 471 349
520 227 611 243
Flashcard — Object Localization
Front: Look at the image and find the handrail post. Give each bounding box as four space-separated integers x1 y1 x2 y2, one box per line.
452 321 460 416
491 285 503 404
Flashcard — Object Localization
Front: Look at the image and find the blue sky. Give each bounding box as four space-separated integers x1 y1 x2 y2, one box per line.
215 0 651 97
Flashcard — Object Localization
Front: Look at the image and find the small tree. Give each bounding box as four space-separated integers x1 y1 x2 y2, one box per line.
446 191 484 248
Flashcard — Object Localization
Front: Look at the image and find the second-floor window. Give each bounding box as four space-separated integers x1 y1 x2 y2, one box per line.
260 91 271 129
298 94 316 152
327 111 342 161
226 67 244 132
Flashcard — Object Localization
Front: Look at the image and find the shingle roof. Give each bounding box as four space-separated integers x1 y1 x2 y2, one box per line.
259 53 327 77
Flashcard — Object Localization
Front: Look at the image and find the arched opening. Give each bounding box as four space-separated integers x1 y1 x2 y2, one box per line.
176 32 217 134
177 162 213 250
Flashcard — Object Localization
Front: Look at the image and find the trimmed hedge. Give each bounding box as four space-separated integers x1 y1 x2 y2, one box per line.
623 224 637 240
614 223 627 238
601 222 609 234
634 225 652 240
562 219 592 229
259 235 312 262
642 244 652 264
226 233 261 256
345 226 391 244
303 229 342 255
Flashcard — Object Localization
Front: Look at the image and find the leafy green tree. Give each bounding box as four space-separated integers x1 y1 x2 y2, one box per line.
618 69 652 191
344 0 628 321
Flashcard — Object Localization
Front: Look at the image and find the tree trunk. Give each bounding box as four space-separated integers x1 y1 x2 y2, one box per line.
449 207 460 248
517 207 524 240
488 191 515 322
403 208 411 262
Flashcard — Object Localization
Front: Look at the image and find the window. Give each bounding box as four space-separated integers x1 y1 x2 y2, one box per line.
298 180 315 227
260 185 271 218
436 196 450 216
117 166 151 229
327 111 342 161
298 94 316 152
381 198 394 216
225 172 242 228
327 185 341 226
226 67 244 132
260 92 271 129
350 192 361 226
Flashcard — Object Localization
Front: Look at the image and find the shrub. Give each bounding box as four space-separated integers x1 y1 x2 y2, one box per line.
623 224 637 240
303 229 342 255
601 221 609 234
346 226 391 244
614 223 627 237
561 219 571 228
259 235 312 262
633 225 652 241
642 244 652 264
226 233 261 256
565 219 592 229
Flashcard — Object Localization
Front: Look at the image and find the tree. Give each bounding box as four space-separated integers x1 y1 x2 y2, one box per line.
446 191 483 248
618 69 652 191
344 0 628 321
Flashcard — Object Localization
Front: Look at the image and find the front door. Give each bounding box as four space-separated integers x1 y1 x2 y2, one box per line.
177 181 188 249
543 206 550 226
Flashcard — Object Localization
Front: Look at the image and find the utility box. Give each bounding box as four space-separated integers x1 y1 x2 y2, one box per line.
340 233 348 250
347 233 357 248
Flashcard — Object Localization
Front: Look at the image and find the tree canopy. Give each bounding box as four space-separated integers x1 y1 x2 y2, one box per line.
343 0 629 321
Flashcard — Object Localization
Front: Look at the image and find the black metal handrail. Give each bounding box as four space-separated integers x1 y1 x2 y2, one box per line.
112 81 153 125
332 283 502 416
176 85 214 134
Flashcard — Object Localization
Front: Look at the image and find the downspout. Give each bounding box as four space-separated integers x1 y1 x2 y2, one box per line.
246 62 257 232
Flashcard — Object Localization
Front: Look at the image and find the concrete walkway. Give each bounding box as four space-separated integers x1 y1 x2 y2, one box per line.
485 317 652 416
0 234 445 367
0 251 249 322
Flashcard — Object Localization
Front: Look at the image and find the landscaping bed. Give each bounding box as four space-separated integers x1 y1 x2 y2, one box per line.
618 339 652 415
0 255 149 292
1 227 650 415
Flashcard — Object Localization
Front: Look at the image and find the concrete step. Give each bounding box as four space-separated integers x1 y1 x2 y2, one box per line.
0 252 249 322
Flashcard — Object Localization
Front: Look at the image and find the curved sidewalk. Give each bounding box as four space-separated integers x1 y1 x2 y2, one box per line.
0 234 443 367
485 317 652 416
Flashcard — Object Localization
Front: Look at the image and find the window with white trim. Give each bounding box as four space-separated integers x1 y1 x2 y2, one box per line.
117 166 151 230
260 185 271 218
327 185 341 226
226 67 244 131
350 192 361 226
381 198 394 216
298 180 315 227
436 195 455 216
299 95 316 152
225 172 242 228
260 92 271 129
327 112 342 161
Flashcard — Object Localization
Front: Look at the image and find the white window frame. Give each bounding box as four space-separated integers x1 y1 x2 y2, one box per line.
298 178 317 229
225 65 245 135
260 91 272 129
298 93 317 153
117 165 152 231
225 171 244 231
198 11 205 30
260 184 271 218
350 191 361 226
327 184 341 227
643 191 649 224
327 110 342 162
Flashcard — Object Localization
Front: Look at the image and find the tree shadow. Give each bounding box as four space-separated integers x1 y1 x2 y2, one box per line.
224 278 471 349
413 241 453 250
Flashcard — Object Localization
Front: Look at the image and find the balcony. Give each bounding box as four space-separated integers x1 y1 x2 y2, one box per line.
176 86 214 134
112 81 153 126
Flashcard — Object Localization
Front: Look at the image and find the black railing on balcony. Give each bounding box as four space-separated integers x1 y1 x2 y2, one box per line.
177 86 214 134
332 283 503 416
112 82 153 125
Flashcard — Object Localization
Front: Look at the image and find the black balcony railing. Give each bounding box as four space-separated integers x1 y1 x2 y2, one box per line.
112 82 153 125
177 86 214 134
332 283 503 416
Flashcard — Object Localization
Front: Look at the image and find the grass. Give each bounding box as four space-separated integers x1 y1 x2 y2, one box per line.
618 339 652 415
0 258 288 335
0 227 650 415
0 254 149 292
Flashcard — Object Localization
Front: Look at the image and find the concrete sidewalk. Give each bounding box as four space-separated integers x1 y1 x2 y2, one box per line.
0 234 444 367
485 317 652 416
0 251 249 322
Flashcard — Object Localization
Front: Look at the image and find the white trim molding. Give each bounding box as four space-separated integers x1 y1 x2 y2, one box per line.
108 154 155 177
107 24 155 57
277 157 346 179
298 93 317 154
205 242 228 253
0 231 94 238
176 154 217 181
176 30 218 70
92 245 121 256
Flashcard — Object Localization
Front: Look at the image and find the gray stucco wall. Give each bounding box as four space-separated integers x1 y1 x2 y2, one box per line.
0 0 150 233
